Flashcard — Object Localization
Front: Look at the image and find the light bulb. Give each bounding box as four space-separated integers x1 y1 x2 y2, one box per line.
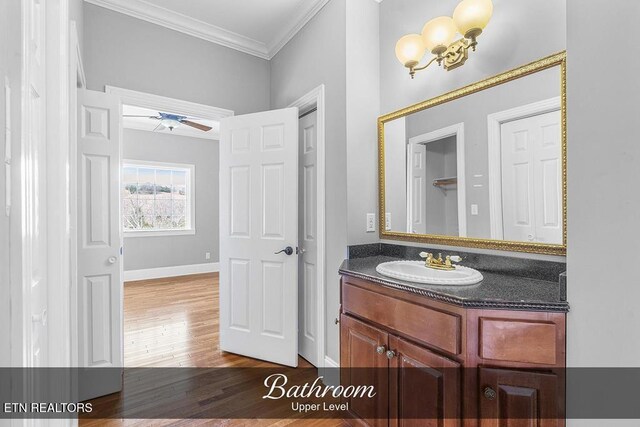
421 16 458 55
395 34 425 68
453 0 493 40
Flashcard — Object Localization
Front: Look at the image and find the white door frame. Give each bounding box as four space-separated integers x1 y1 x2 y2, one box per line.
487 97 561 240
16 0 72 366
406 123 467 237
69 20 86 369
12 0 73 424
69 86 234 369
104 86 235 129
288 85 326 369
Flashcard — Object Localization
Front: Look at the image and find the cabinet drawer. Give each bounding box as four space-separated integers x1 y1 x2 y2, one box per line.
479 318 557 365
343 282 461 355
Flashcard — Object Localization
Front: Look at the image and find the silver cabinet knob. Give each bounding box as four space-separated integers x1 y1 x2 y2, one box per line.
386 350 396 359
108 256 117 264
376 345 386 355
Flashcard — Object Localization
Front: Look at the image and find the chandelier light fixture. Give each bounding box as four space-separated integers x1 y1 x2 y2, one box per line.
395 0 493 79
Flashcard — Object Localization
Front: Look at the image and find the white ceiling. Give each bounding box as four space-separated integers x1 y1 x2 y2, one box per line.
123 105 220 140
84 0 334 59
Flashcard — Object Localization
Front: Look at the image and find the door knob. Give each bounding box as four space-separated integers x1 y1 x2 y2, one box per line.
376 345 386 355
483 387 497 400
108 256 117 264
275 246 294 256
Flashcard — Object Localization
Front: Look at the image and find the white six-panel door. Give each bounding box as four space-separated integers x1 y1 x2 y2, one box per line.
501 110 562 244
220 108 299 367
77 90 123 399
298 110 318 367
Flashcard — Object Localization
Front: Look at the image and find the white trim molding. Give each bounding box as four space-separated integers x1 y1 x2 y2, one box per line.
288 85 327 369
487 97 561 240
85 0 331 59
407 122 467 237
124 262 220 281
105 86 234 121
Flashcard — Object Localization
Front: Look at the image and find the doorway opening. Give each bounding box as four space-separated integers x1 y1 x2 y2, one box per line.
407 123 467 237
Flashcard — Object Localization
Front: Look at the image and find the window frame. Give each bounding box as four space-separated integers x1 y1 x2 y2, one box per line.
121 159 196 238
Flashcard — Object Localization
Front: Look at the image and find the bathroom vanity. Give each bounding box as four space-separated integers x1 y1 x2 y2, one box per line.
350 52 570 425
338 246 568 427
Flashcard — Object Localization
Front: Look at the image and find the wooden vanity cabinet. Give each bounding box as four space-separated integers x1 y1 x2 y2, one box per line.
340 276 566 427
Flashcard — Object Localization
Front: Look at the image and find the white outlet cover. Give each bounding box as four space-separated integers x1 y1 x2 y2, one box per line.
366 213 375 232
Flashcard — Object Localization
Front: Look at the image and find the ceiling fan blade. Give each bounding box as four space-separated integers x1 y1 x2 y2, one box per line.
123 115 161 119
181 120 212 132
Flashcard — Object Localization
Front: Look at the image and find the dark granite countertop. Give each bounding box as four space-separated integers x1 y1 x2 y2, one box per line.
339 255 569 312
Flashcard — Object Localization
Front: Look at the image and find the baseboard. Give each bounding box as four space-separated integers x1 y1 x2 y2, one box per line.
124 262 220 281
320 356 340 386
324 355 339 368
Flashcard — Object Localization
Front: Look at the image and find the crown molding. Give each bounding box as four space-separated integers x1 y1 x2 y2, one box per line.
85 0 336 60
267 0 331 58
85 0 271 59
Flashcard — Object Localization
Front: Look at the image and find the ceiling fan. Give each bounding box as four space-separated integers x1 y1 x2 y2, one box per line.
123 112 213 132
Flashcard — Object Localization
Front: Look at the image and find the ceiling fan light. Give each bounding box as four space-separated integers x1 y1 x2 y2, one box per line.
161 119 181 130
395 34 426 68
453 0 493 39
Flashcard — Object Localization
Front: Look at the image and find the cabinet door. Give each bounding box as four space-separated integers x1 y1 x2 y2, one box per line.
479 368 563 427
340 314 389 426
389 336 461 427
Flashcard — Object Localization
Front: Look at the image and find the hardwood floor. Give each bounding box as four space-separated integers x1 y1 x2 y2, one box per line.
80 273 347 427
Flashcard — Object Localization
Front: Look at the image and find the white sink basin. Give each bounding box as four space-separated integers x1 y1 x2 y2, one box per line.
376 261 483 286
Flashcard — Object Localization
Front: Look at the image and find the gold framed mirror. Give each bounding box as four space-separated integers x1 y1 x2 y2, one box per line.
378 51 566 256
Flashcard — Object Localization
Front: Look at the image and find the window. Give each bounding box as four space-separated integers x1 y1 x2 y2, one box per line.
122 161 195 236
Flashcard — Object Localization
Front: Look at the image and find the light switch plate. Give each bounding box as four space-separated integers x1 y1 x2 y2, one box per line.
205 252 211 260
366 213 376 232
385 213 391 231
471 204 479 216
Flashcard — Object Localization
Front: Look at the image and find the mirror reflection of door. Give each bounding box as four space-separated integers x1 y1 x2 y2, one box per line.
500 110 562 244
409 136 458 236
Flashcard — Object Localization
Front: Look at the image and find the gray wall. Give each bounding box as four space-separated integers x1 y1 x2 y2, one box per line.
270 0 348 364
346 0 381 245
123 129 219 271
567 1 640 425
402 67 559 237
84 3 270 115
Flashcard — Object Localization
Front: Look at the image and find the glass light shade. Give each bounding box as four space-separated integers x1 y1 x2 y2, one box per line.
395 34 425 67
453 0 493 38
421 16 458 55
